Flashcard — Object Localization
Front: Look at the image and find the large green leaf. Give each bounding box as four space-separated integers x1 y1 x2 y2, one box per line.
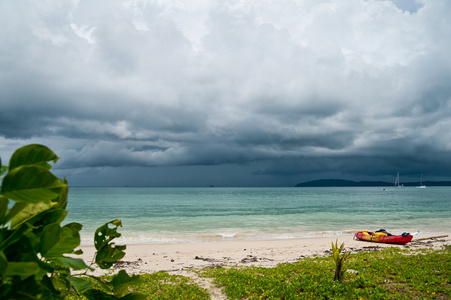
8 144 58 171
56 179 69 209
95 244 126 269
41 223 82 258
1 165 66 203
30 208 68 228
94 220 126 269
94 219 123 250
2 201 27 226
10 201 55 229
4 261 41 278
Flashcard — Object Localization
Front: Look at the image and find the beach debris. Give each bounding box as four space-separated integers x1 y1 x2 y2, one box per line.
412 235 448 241
112 258 143 269
195 256 220 262
203 264 223 269
241 255 258 263
362 246 381 251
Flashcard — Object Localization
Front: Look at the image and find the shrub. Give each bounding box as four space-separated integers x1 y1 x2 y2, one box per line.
332 239 350 281
0 144 144 299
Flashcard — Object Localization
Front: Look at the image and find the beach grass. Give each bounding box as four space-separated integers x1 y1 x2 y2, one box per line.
68 245 450 299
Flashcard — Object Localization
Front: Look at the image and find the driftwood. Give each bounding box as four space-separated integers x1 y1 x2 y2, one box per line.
412 235 448 242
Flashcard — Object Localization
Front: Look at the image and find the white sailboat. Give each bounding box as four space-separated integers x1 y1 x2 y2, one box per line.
417 174 427 189
394 172 404 188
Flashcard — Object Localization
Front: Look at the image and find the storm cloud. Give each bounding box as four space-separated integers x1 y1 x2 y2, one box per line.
1 0 451 186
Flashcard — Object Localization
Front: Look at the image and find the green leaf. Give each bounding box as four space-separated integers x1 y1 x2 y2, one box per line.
0 251 7 277
10 200 55 229
111 270 142 297
94 219 123 250
0 223 32 252
40 223 61 256
96 244 126 269
51 274 71 296
0 196 8 225
64 222 83 233
1 165 66 203
56 179 69 209
1 156 7 176
41 223 82 258
69 276 93 294
94 220 126 269
5 276 54 300
34 208 68 227
4 261 41 278
73 249 83 255
0 165 7 177
53 256 92 271
2 201 28 225
120 293 147 300
8 144 58 171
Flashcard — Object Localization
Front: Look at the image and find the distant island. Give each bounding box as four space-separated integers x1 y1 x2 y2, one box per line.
295 179 451 187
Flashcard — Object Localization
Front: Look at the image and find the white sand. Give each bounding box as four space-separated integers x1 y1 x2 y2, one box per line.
76 233 450 276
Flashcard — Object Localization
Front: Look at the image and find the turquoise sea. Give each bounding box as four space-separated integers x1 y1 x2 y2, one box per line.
65 187 451 245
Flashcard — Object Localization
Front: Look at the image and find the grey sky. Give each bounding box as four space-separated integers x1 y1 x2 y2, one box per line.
1 0 450 186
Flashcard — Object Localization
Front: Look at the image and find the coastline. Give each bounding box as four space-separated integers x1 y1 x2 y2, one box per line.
76 233 450 276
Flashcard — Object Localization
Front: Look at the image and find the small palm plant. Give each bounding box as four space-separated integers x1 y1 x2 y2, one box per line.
331 239 351 281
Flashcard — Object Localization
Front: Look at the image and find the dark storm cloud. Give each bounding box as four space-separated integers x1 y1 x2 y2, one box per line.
1 0 451 186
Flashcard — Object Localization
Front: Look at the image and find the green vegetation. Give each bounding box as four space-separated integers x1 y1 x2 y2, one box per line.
332 239 351 281
0 144 144 299
66 246 450 299
202 246 450 299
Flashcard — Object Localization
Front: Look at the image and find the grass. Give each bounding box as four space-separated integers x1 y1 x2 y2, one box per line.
68 245 450 299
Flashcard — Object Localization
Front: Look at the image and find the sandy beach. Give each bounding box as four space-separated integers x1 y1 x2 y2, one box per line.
77 233 450 276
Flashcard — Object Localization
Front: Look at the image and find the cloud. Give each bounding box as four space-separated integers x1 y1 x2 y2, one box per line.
1 0 451 186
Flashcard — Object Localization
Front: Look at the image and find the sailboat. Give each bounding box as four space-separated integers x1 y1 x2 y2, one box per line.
394 172 404 188
417 174 427 189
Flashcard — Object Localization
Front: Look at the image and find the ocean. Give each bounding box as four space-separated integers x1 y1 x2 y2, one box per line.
64 186 451 245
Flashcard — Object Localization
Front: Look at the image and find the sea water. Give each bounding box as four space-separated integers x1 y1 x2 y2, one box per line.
64 186 451 245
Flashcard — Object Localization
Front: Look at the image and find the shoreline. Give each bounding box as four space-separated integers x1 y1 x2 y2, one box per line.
76 233 450 276
78 228 451 246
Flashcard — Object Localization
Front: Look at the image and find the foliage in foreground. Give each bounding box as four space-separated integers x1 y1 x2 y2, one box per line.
0 144 144 299
202 246 451 300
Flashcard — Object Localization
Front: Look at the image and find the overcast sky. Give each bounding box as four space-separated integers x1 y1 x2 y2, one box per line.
1 0 450 187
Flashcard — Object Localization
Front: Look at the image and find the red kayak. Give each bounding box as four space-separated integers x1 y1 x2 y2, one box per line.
355 230 413 245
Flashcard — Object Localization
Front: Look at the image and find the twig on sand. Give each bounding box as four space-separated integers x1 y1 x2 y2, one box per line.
412 235 448 242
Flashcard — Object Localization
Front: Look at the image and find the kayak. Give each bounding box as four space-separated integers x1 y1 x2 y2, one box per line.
354 229 413 245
